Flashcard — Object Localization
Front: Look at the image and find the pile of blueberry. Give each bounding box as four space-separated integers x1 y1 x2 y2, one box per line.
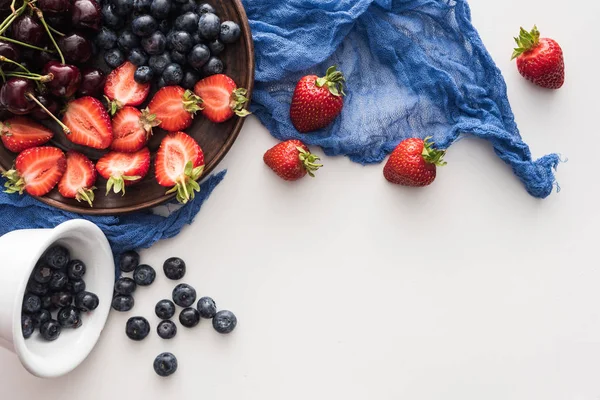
96 0 241 89
114 252 237 377
22 245 99 341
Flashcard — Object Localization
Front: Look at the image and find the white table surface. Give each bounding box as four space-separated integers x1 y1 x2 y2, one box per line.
2 1 599 398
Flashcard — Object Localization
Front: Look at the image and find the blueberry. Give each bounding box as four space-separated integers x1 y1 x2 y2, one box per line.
158 19 171 34
48 271 68 291
134 65 154 84
219 21 241 44
202 56 223 76
31 309 51 329
187 44 210 69
133 0 151 13
198 13 220 40
178 0 196 13
150 0 170 19
104 48 125 68
40 320 61 341
111 0 133 16
128 48 148 66
95 27 118 49
41 295 56 311
51 292 73 308
118 30 140 52
168 30 193 53
111 294 135 311
133 264 156 286
207 39 224 55
65 279 86 294
191 32 204 45
125 316 150 340
119 250 140 273
57 305 82 328
66 260 86 280
115 277 137 295
44 245 70 270
196 296 216 319
22 314 34 339
197 3 214 14
27 280 48 296
172 283 196 307
157 320 177 339
141 31 166 55
170 50 186 65
74 291 99 311
148 52 171 74
153 352 177 377
33 263 53 284
174 12 199 33
212 310 237 334
162 63 183 85
102 4 125 30
22 293 41 314
155 299 175 319
157 77 167 88
181 69 199 90
179 307 199 327
131 14 157 37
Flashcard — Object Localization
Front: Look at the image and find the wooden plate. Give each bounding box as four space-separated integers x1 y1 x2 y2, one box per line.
0 0 254 215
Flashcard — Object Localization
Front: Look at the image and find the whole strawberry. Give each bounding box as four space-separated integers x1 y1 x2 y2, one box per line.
290 66 345 133
263 140 322 181
511 26 564 89
383 137 446 187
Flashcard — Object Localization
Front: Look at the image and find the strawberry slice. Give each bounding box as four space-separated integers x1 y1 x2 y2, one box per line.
58 151 97 207
62 96 113 150
193 74 250 123
155 131 204 204
3 146 66 196
111 107 160 153
96 147 150 195
147 86 203 132
0 117 54 153
104 62 151 115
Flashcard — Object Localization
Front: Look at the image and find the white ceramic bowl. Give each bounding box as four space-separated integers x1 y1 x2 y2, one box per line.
0 220 115 378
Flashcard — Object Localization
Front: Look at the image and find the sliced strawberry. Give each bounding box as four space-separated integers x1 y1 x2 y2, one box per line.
62 96 113 150
3 146 66 196
193 74 250 123
104 62 151 115
0 117 54 153
96 147 150 195
111 107 160 153
147 86 203 132
58 151 97 207
155 131 204 204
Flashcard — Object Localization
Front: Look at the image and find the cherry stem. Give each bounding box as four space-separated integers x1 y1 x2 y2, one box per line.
26 92 70 135
33 8 64 64
0 69 5 83
4 72 52 81
0 35 53 52
0 0 27 36
48 25 64 37
0 56 31 74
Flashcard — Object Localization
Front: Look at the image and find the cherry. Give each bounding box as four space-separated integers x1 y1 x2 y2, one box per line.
78 67 105 96
46 14 72 32
38 0 70 15
0 41 20 70
11 15 46 47
30 94 60 120
71 0 101 31
58 32 92 64
0 78 35 115
42 61 82 98
21 49 57 69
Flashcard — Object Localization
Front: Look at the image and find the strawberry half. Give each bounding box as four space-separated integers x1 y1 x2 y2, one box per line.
96 147 150 195
62 96 113 150
0 117 54 153
104 61 151 115
58 151 97 207
155 131 204 204
3 146 66 196
111 107 160 153
193 74 250 123
147 86 203 132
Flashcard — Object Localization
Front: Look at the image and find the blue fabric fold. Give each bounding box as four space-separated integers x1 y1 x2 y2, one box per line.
243 0 560 198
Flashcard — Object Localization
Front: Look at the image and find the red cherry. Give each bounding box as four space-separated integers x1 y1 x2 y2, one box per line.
11 15 46 47
0 78 36 115
30 94 60 120
58 32 92 64
78 67 106 96
71 0 101 31
42 61 82 98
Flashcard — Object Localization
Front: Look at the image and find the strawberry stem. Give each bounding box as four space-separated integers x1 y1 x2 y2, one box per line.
421 137 446 166
296 146 323 177
182 90 203 114
76 187 96 207
2 168 25 194
26 92 71 134
511 25 540 60
164 161 204 204
230 88 251 117
315 65 346 97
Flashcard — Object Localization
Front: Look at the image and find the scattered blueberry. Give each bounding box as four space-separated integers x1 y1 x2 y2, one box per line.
31 309 51 329
141 31 167 55
202 56 223 76
157 320 177 339
40 319 61 341
172 283 196 307
115 277 137 295
219 21 241 44
174 12 199 32
111 0 134 16
207 39 224 55
22 315 34 339
48 271 68 291
51 292 73 308
133 0 152 13
158 19 171 34
212 310 237 334
153 352 177 377
196 296 217 319
155 299 176 319
27 280 48 296
112 294 135 311
95 27 118 49
44 245 70 270
187 44 210 69
181 69 199 89
75 291 99 311
102 4 125 30
179 307 200 328
57 306 82 328
169 30 193 53
119 250 140 273
162 63 183 85
149 52 171 74
134 65 154 84
150 0 170 19
170 49 186 65
133 264 156 286
131 14 158 37
118 30 140 52
65 279 86 294
66 260 86 280
128 48 148 66
197 3 214 14
22 293 41 314
198 13 220 40
125 316 150 340
104 48 125 68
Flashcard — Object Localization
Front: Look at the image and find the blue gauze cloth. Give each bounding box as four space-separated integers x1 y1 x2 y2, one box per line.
243 0 560 198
